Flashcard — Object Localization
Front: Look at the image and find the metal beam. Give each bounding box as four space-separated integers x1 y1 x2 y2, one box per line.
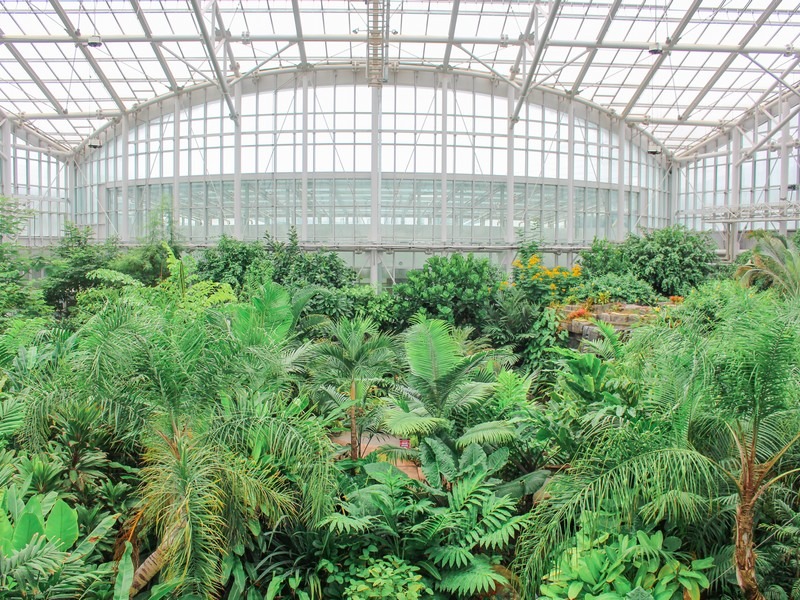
213 0 240 77
442 0 460 68
737 100 800 164
1 34 66 113
510 3 538 81
291 0 307 65
455 44 519 88
232 42 295 83
4 32 797 54
675 56 800 159
233 81 242 238
571 0 622 96
0 118 10 197
130 0 179 91
48 0 126 112
621 0 702 118
678 0 782 121
511 0 562 124
0 107 72 155
120 113 129 242
617 119 626 240
740 53 800 102
189 0 238 122
159 44 218 86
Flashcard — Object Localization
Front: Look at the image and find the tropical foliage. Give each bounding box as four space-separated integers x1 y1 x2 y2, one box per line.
1 210 799 600
578 225 718 296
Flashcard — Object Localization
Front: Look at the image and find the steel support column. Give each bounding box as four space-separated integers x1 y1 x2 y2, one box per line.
190 0 238 122
729 129 742 260
780 99 790 236
440 76 449 244
567 99 575 249
300 74 309 242
370 84 382 287
505 83 516 272
679 0 782 121
172 97 180 237
0 119 10 198
511 0 562 124
120 113 130 242
233 81 242 238
48 0 127 112
669 166 678 226
617 119 625 241
622 0 702 119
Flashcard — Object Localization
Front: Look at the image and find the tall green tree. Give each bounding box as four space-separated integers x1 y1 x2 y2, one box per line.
41 223 118 315
0 197 49 329
310 317 396 460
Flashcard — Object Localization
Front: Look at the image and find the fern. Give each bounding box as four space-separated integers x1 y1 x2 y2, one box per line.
437 554 508 597
427 545 474 569
0 535 68 592
0 395 25 441
383 406 447 438
320 512 374 535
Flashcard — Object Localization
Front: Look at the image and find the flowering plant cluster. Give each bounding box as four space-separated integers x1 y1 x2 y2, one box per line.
504 243 583 304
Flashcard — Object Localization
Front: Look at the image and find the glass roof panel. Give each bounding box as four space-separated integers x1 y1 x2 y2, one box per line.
0 0 797 154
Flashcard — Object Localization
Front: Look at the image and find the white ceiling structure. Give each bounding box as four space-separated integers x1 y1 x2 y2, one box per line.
0 0 798 157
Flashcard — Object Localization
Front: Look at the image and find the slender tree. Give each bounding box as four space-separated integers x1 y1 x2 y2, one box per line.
310 317 396 460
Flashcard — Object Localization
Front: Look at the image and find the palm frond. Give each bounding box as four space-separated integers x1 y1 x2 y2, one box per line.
456 420 518 449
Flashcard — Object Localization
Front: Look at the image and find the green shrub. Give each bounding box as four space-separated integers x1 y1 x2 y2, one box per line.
540 523 713 600
578 227 717 297
565 272 661 305
392 253 501 330
196 235 266 291
42 223 119 315
625 226 717 296
578 238 629 279
341 554 433 599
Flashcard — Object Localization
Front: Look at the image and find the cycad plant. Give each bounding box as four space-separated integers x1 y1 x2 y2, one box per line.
516 284 800 600
383 317 512 440
737 231 800 298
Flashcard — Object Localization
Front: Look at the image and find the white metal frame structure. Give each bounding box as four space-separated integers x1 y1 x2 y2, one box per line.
1 1 799 279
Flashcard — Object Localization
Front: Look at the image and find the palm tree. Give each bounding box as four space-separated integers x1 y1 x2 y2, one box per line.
310 316 396 460
383 317 513 439
737 231 800 297
15 282 335 597
516 284 800 600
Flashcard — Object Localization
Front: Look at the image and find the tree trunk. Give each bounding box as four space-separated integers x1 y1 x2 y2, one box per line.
350 379 359 460
735 499 764 600
129 524 182 597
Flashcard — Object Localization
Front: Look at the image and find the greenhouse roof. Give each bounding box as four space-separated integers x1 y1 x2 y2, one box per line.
1 0 799 156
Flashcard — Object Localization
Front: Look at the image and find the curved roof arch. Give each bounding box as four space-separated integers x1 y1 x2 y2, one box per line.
1 0 798 156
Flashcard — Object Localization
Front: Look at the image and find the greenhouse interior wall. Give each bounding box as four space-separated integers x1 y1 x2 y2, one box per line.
2 67 798 286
